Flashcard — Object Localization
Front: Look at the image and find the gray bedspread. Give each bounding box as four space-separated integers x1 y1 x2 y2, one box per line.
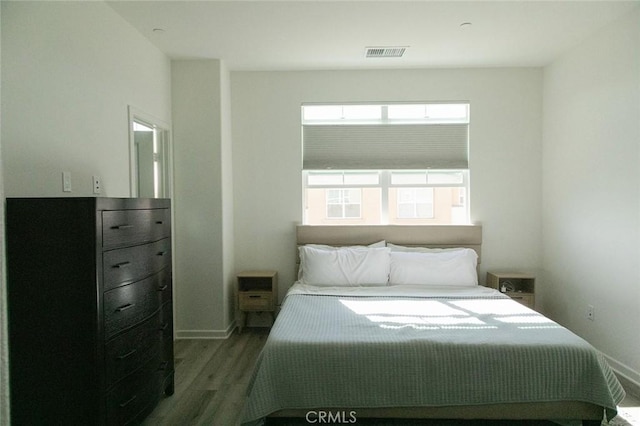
241 284 625 424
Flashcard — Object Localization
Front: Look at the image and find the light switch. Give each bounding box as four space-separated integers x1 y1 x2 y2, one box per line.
62 172 72 192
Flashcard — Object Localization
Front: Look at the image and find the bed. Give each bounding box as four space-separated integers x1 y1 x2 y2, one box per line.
241 225 625 426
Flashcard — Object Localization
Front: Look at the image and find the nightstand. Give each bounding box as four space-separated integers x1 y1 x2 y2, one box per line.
237 270 278 333
486 271 535 310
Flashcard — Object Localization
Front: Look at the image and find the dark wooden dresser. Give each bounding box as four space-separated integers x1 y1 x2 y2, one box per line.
6 197 174 425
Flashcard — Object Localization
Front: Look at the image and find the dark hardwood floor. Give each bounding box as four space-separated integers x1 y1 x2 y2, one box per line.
142 328 270 426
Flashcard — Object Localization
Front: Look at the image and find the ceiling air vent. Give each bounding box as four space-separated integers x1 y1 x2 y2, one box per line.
365 46 408 58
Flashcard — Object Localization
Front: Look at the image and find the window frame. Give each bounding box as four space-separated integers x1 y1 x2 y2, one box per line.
302 103 469 125
301 102 470 225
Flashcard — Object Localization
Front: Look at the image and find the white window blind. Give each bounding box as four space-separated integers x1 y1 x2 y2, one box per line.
302 103 469 170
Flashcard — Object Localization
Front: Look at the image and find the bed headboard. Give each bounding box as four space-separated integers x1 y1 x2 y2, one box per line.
296 225 482 261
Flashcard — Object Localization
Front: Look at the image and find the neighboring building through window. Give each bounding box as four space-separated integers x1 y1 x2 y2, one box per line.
303 170 468 225
397 188 434 219
302 103 470 225
326 189 361 219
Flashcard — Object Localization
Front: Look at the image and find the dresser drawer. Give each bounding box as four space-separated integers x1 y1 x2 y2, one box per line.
103 239 171 291
160 303 173 367
106 355 162 426
239 292 273 311
102 209 170 249
105 311 162 388
159 276 172 306
104 269 170 339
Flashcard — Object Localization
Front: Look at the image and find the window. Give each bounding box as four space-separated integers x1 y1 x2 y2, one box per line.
304 170 468 225
397 188 434 219
302 103 470 225
327 189 361 219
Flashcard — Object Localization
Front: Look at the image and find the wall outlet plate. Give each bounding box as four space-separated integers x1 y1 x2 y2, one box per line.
586 304 595 321
92 175 102 194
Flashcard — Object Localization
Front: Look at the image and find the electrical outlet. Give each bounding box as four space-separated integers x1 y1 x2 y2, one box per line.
62 172 72 192
586 304 595 321
92 175 102 194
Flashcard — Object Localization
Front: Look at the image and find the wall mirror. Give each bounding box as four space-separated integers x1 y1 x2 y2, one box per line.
128 106 172 199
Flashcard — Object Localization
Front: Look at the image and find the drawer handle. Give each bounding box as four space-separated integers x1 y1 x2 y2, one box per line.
119 395 137 408
113 261 131 269
157 284 168 292
155 221 164 225
116 348 137 360
160 322 169 331
157 251 167 257
249 295 262 299
115 303 135 312
111 224 134 230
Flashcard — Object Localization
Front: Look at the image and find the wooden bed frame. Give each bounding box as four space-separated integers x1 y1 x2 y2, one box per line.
269 225 604 425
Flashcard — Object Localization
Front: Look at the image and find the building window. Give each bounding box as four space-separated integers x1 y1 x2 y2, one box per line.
397 188 434 219
326 189 361 219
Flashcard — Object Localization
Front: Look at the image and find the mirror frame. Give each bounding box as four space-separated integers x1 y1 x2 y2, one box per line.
128 105 173 199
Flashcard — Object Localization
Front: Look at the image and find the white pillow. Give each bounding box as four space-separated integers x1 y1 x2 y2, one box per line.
297 241 385 280
299 246 390 286
389 249 478 286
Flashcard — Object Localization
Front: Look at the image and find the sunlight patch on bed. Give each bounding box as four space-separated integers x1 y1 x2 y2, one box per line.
515 326 562 331
378 323 498 330
450 299 533 316
495 315 554 324
493 313 562 329
366 314 486 326
339 299 502 330
378 324 440 330
339 299 467 317
338 298 561 331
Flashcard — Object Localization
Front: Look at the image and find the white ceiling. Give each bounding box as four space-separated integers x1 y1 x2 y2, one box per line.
107 1 639 71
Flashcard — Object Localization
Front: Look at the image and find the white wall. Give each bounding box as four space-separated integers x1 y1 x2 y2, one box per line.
0 1 172 421
542 8 640 385
231 68 543 302
172 60 235 337
0 2 9 422
1 1 171 197
220 62 236 328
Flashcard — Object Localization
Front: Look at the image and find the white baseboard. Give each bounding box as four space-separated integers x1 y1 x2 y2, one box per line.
603 353 640 398
176 320 237 339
